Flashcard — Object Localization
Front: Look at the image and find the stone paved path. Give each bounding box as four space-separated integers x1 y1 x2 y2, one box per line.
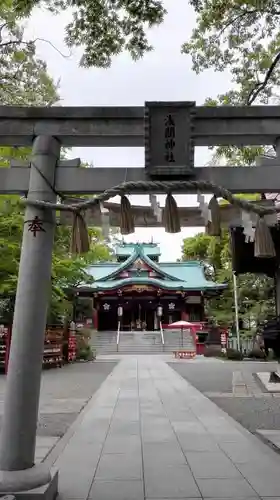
0 360 117 463
49 356 280 499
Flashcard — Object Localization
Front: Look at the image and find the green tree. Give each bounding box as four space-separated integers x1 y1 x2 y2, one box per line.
0 194 113 323
183 0 280 106
0 1 113 323
182 1 280 164
49 225 112 323
13 0 166 68
181 230 275 329
0 2 59 105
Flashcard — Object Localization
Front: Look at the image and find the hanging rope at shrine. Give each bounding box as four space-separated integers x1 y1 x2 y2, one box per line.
21 179 280 258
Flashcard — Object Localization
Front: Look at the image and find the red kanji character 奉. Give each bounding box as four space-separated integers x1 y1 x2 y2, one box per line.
27 216 46 237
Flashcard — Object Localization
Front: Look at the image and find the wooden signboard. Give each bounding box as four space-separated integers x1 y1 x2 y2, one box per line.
144 101 195 177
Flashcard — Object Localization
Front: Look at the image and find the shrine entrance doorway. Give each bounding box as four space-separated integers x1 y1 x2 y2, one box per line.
122 299 157 331
98 308 118 331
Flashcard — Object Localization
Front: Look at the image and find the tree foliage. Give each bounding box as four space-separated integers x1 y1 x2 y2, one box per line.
11 0 280 96
0 170 113 324
182 1 280 164
0 1 113 323
182 231 275 330
0 1 59 104
183 0 280 106
13 0 166 68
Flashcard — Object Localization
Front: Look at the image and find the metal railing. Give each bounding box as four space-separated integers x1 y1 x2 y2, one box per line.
116 321 121 352
160 321 165 349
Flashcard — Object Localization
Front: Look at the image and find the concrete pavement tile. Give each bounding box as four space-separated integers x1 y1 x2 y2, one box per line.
67 432 107 447
142 441 183 454
210 432 246 443
178 434 220 452
86 407 115 419
103 434 141 454
218 442 267 464
114 411 140 420
77 419 110 438
236 464 280 496
54 444 102 473
196 478 257 498
49 358 280 499
109 420 140 435
141 417 170 425
89 480 144 500
57 496 88 500
36 436 59 447
95 452 142 480
57 468 97 499
141 430 176 443
35 446 52 459
185 451 242 479
144 465 201 498
172 422 208 434
256 429 280 448
143 447 187 467
256 371 280 392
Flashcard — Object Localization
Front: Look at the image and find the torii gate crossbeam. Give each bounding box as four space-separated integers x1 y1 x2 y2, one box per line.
0 102 280 499
2 164 280 194
0 105 280 146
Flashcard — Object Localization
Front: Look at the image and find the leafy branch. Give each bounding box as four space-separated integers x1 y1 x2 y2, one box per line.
247 50 280 104
184 0 280 105
13 0 167 68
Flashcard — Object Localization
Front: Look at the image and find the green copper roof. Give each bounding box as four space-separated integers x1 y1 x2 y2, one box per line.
83 275 225 292
159 262 208 283
87 263 119 280
88 244 179 282
116 242 160 257
85 243 226 293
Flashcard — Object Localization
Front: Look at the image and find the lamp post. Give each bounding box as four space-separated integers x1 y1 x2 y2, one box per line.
117 306 123 319
117 306 123 352
233 272 241 351
157 305 163 331
157 305 163 317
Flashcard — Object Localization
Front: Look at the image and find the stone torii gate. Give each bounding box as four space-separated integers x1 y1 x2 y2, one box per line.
0 102 280 498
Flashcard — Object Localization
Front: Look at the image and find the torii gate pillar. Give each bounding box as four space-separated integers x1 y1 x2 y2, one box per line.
0 136 60 494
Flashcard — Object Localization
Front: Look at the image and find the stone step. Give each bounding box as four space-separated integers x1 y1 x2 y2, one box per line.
93 329 195 355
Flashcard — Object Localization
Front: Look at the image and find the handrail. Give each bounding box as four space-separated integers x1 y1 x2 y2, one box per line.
160 321 164 346
117 321 121 352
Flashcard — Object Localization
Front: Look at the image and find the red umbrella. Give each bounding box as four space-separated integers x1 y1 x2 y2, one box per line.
167 321 196 350
167 320 196 331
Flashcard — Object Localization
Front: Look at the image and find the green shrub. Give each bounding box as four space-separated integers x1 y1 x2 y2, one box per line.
204 345 224 357
226 348 243 360
267 349 278 361
77 344 95 361
75 328 95 361
248 348 266 359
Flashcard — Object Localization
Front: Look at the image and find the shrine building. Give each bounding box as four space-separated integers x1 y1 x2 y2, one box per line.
76 242 226 332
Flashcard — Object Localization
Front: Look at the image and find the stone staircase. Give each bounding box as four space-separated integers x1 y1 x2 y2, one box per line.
91 328 196 355
91 330 118 354
118 331 163 354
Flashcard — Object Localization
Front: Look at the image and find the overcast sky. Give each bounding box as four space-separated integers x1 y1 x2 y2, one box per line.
26 0 231 261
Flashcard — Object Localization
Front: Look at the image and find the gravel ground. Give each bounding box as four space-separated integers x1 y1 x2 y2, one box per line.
210 396 280 433
170 360 279 394
170 360 280 434
0 360 117 437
